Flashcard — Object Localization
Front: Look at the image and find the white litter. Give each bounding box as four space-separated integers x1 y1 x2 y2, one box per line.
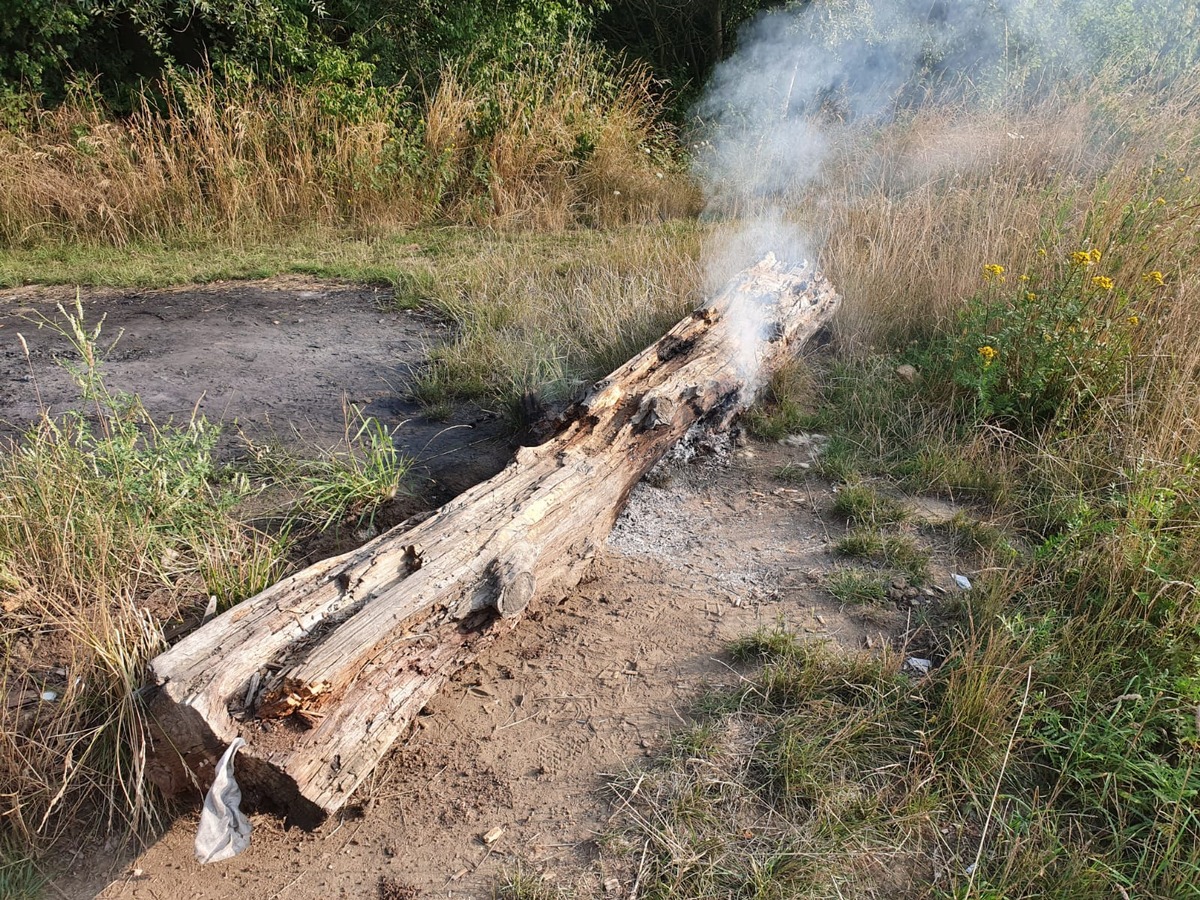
201 594 219 624
952 573 972 591
904 657 933 676
195 737 252 864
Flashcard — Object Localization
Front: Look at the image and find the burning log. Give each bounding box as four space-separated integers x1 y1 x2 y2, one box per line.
146 254 839 825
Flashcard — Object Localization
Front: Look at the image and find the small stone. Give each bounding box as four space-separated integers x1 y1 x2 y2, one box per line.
952 574 972 591
482 826 505 846
895 364 918 384
604 877 621 894
40 690 58 702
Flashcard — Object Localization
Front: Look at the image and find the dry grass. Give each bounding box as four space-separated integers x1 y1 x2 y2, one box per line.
410 226 704 418
0 41 696 248
0 377 281 848
793 79 1200 353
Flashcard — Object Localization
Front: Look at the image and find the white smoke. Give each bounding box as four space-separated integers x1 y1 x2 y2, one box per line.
693 0 1196 382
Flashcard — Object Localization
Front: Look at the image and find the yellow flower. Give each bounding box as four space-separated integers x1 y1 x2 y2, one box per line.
1019 274 1030 282
1091 275 1115 290
1026 292 1038 301
1143 270 1166 286
982 264 1006 282
1071 250 1094 267
1128 315 1140 327
1186 176 1193 183
1088 248 1102 263
1156 197 1167 205
1037 248 1047 257
977 345 998 366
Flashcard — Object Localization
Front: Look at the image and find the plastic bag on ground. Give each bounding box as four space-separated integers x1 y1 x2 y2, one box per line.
195 736 252 864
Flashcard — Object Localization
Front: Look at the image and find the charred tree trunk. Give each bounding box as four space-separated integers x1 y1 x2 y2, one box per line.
146 255 839 825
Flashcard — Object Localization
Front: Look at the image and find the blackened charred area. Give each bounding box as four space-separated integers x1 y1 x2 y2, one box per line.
760 320 786 342
656 333 697 362
696 386 743 431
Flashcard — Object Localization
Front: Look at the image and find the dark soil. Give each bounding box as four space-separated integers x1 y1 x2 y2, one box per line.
0 276 512 509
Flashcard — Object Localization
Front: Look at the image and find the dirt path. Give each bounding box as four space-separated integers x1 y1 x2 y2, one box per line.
1 279 938 899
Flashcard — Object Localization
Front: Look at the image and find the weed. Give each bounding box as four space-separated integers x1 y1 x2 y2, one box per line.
0 41 693 248
742 360 815 441
496 862 571 900
0 845 43 899
933 511 1020 562
292 410 410 530
835 528 929 583
729 629 806 664
388 270 435 311
915 251 1140 434
772 462 811 483
812 434 864 482
408 232 701 416
825 567 889 606
831 481 909 527
0 302 288 849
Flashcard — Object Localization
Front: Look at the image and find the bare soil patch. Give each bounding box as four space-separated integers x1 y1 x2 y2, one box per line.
0 276 511 504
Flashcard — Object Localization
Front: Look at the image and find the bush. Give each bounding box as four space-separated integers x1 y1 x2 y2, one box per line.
919 249 1142 433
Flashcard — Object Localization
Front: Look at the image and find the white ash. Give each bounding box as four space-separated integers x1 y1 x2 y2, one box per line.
646 423 738 478
609 458 770 605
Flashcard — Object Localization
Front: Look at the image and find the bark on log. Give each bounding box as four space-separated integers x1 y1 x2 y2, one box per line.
146 254 839 826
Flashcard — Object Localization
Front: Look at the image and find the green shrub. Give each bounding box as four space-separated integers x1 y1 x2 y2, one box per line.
919 249 1141 433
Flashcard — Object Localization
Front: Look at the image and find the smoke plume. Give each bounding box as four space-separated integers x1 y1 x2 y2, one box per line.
693 0 1195 382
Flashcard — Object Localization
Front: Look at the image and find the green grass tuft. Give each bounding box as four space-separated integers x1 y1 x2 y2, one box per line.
831 481 910 527
825 567 889 605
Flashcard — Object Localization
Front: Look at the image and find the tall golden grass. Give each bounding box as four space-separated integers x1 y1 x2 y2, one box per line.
814 79 1200 357
0 41 696 247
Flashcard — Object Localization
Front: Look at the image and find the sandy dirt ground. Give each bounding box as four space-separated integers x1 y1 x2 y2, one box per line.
0 279 938 899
